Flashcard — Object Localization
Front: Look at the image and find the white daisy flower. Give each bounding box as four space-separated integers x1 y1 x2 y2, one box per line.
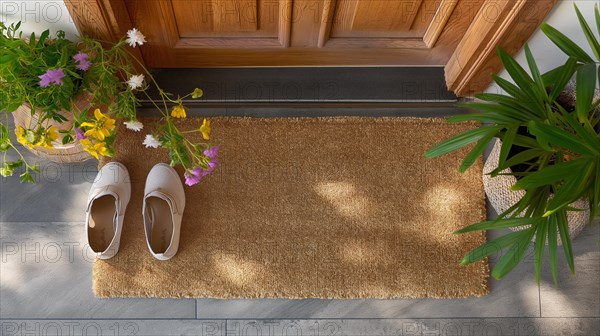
124 120 143 132
127 74 144 90
143 134 161 148
126 28 146 48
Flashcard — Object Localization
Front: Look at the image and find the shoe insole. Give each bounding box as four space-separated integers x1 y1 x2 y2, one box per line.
88 195 116 253
147 196 173 254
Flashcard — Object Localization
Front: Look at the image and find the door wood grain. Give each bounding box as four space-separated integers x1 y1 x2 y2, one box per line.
65 0 557 95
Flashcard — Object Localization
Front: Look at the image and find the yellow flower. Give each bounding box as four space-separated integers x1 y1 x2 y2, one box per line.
36 126 59 148
80 138 110 159
80 109 116 141
15 126 33 149
171 105 186 118
192 88 203 99
199 118 210 140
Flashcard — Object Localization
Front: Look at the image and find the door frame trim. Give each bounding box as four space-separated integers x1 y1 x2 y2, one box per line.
65 0 557 96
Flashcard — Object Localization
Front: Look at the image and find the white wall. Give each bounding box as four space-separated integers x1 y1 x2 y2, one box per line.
486 0 597 94
0 0 79 40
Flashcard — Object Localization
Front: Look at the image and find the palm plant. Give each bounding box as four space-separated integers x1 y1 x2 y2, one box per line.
425 4 600 283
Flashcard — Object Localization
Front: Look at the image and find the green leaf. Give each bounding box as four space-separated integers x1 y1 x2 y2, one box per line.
7 160 23 169
542 64 563 86
512 134 541 149
524 44 548 101
492 74 525 99
595 4 600 37
529 120 598 156
498 126 518 168
458 103 536 122
549 57 579 101
447 112 516 124
495 149 547 174
62 135 73 145
0 124 9 142
576 63 597 122
541 22 595 63
425 126 501 159
4 102 21 113
455 217 538 234
460 229 532 265
559 106 600 149
471 95 538 121
548 215 559 284
19 171 35 184
459 132 495 172
497 47 538 101
513 159 587 190
65 69 82 79
557 210 575 274
37 29 50 47
30 164 40 174
491 228 535 280
534 219 548 283
575 3 600 61
544 159 594 216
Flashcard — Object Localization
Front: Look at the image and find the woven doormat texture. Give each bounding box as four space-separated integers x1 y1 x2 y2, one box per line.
94 117 489 298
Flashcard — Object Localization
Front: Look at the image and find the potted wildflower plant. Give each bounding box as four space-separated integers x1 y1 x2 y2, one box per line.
0 22 216 186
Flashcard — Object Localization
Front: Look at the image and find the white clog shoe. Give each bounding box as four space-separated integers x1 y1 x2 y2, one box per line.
85 162 131 259
142 163 185 260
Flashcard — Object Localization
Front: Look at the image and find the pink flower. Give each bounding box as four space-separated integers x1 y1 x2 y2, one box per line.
75 128 86 140
77 59 91 71
207 159 217 173
73 52 91 71
73 52 88 62
203 146 218 159
38 68 65 87
184 167 208 186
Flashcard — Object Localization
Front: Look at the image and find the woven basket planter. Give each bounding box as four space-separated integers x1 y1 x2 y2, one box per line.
483 138 589 244
12 93 93 163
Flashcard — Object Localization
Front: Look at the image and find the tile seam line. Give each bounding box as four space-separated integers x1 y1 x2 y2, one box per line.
2 317 599 321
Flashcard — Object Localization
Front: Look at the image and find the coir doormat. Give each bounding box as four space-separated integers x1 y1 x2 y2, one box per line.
95 117 489 298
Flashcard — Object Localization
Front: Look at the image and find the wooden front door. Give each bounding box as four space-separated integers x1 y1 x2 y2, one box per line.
122 0 480 67
65 0 557 95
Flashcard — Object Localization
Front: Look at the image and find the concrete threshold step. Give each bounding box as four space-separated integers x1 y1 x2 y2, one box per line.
143 67 457 107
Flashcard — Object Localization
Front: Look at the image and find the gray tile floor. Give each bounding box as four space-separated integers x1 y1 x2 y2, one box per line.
1 109 599 335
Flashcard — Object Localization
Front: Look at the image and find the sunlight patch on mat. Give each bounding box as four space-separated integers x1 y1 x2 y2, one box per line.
424 185 463 216
339 239 376 264
212 253 264 287
315 182 373 219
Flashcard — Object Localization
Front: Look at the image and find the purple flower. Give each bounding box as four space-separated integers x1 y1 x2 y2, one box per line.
73 52 89 62
75 128 86 140
73 52 91 71
203 146 219 159
207 159 217 173
76 59 91 71
184 167 208 187
38 68 65 87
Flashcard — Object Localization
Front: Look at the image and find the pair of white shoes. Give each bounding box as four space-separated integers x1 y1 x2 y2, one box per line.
85 162 185 260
